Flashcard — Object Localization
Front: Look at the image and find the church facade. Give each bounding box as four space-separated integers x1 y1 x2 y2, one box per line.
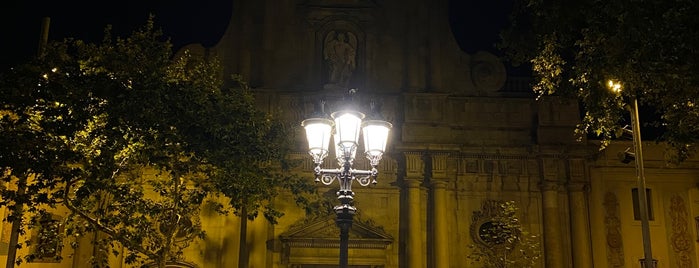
3 0 699 267
184 1 699 267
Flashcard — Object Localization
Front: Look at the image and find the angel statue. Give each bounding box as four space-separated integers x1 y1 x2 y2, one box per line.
323 31 357 87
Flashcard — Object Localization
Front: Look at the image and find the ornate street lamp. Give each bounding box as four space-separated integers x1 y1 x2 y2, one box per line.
608 80 656 268
301 98 392 268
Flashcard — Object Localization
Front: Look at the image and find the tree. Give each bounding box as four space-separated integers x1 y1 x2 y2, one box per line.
467 200 541 268
0 28 94 267
0 17 219 267
499 0 699 161
178 73 317 267
0 16 316 268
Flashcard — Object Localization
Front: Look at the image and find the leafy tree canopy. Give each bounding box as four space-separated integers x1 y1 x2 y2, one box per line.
0 15 316 267
500 0 699 161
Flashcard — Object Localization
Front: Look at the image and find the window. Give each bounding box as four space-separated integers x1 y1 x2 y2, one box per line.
632 188 654 221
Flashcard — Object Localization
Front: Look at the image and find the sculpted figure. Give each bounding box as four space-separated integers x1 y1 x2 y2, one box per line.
324 31 357 87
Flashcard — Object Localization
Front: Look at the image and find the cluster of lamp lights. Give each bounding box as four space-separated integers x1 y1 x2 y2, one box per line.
302 106 392 208
301 102 391 268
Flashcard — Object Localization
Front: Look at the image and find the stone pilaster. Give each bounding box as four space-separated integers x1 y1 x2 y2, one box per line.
430 153 450 268
566 158 592 268
404 152 424 268
541 180 565 268
568 182 593 268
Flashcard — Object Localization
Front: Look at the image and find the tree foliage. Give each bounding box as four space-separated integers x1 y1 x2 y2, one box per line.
500 0 699 161
0 16 316 267
198 75 314 224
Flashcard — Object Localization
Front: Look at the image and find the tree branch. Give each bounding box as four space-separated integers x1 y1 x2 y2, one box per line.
62 178 157 260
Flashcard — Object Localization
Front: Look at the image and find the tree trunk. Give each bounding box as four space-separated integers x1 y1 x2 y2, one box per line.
238 206 249 268
6 209 21 268
6 177 27 268
158 253 167 268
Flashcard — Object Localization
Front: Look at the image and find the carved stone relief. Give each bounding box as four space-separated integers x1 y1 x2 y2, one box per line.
470 200 508 248
669 194 693 268
455 154 531 192
465 160 478 173
603 192 624 267
470 51 506 94
404 152 424 178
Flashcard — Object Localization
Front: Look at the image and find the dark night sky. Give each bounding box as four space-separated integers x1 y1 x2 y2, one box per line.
2 1 233 70
1 1 512 71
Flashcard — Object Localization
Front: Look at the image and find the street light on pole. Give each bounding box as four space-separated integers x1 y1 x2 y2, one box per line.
608 80 655 268
301 95 392 268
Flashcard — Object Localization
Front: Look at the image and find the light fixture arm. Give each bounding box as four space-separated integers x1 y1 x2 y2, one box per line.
315 165 378 187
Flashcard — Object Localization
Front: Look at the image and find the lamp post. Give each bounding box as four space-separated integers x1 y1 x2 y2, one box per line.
608 80 655 268
301 98 392 268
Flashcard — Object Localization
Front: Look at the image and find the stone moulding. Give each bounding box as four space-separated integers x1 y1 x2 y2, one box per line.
281 237 392 249
275 215 394 265
278 215 393 250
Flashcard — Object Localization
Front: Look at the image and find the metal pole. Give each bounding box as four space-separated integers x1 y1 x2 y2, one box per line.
630 97 654 268
337 208 353 268
335 160 355 268
37 17 50 58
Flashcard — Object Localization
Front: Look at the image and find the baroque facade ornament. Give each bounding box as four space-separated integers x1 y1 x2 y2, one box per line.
603 192 625 267
670 194 693 268
470 200 510 248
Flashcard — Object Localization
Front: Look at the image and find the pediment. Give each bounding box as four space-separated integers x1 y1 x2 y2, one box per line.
279 215 393 249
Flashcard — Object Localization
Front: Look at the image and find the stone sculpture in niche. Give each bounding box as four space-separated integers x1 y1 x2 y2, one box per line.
324 30 357 88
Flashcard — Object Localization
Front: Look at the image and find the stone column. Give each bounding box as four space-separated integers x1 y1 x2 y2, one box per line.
566 158 592 268
541 181 565 268
431 153 450 267
404 152 424 268
568 183 593 268
431 180 449 267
